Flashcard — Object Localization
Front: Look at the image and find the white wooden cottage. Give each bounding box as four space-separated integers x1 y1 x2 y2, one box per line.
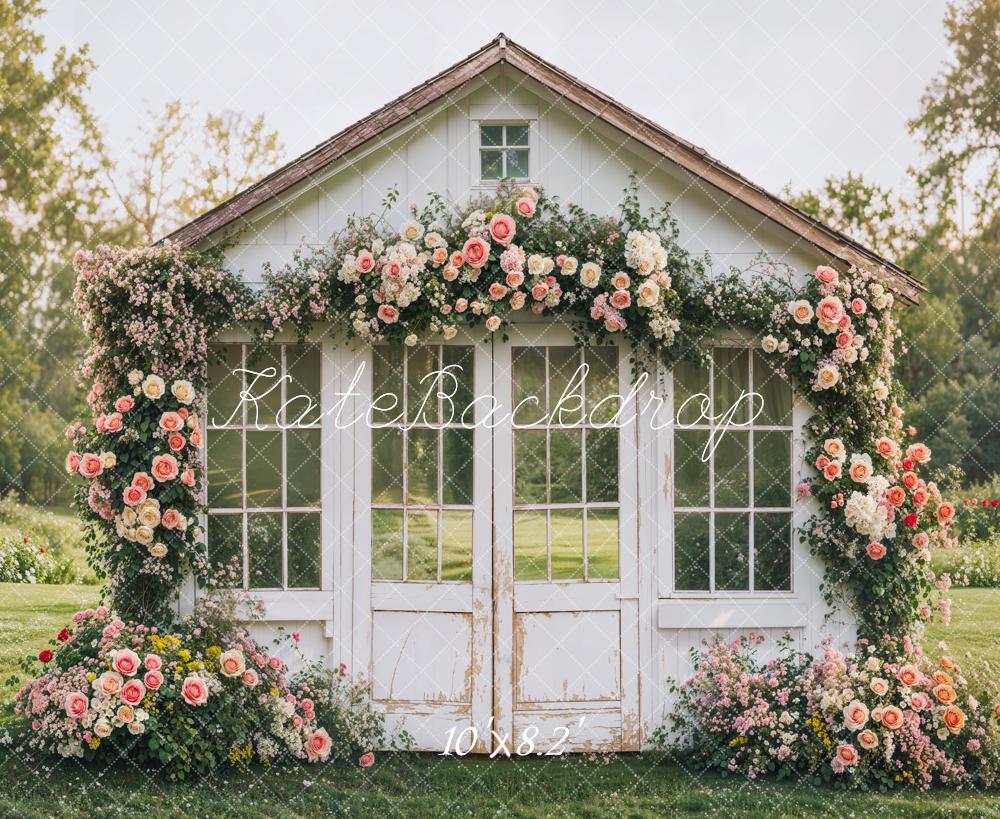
169 35 922 752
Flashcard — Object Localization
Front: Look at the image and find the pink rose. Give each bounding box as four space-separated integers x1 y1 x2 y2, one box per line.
144 653 162 671
355 250 375 274
866 542 886 560
293 714 303 728
123 485 146 507
105 413 124 433
121 678 146 705
610 289 631 310
180 468 196 487
815 265 839 285
168 432 185 452
531 283 548 301
66 451 82 474
144 669 164 690
515 197 535 218
488 213 516 246
850 298 866 314
132 472 154 492
96 671 123 696
816 296 845 325
488 282 509 300
64 691 89 720
151 454 179 482
911 692 931 711
305 728 332 762
835 743 858 768
112 648 141 677
159 412 184 432
114 395 135 413
462 237 490 268
268 656 283 670
505 270 525 288
359 751 376 768
181 676 209 706
242 669 260 687
510 291 527 310
78 453 104 479
376 304 399 324
188 429 202 447
160 508 183 529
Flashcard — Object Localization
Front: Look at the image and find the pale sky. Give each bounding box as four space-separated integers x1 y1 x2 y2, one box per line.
42 0 952 198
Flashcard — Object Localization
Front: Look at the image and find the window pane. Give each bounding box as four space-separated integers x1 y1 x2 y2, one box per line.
714 430 749 508
506 149 529 178
674 429 709 507
442 345 474 423
481 150 502 180
514 511 547 580
440 511 472 581
286 345 322 426
512 347 546 423
372 346 403 424
408 346 439 424
587 509 618 579
673 359 710 427
480 124 503 146
372 509 403 580
755 513 792 591
442 428 474 505
586 347 619 423
674 512 709 591
753 352 792 425
287 428 321 507
247 512 282 588
713 348 749 426
549 429 583 504
407 428 438 505
754 431 791 507
716 512 749 591
372 427 403 503
550 510 583 580
245 346 283 426
207 430 242 508
287 512 321 588
548 347 581 425
207 513 242 581
515 429 547 504
208 344 243 427
246 431 282 508
506 124 529 145
407 510 437 581
586 427 618 503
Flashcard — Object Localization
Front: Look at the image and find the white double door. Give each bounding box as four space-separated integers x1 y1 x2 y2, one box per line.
356 323 640 753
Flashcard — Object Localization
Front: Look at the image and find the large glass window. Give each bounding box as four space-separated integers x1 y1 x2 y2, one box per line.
512 345 620 582
672 348 793 593
205 343 322 589
371 345 475 582
480 123 530 181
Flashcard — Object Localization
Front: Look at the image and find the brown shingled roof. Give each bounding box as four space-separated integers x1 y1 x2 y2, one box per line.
163 33 924 302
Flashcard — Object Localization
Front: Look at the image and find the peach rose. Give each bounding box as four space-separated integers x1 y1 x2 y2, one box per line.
506 270 525 288
869 677 889 696
936 502 955 523
850 298 867 314
219 649 246 678
816 363 840 389
843 699 869 730
168 432 185 452
824 438 845 459
144 669 164 690
151 454 179 482
132 472 154 492
835 743 859 767
901 471 918 490
376 304 399 324
242 669 260 687
896 665 919 687
880 705 904 730
912 487 928 506
121 678 145 705
114 395 135 413
875 436 898 459
488 213 516 246
788 299 814 324
66 451 82 474
64 691 89 720
515 197 535 218
933 684 957 704
442 265 459 282
305 727 333 762
485 315 502 332
112 648 141 677
816 296 845 325
123 485 146 507
78 453 104 479
848 454 873 483
815 265 839 285
816 454 831 470
449 251 464 268
906 443 931 464
463 237 490 268
610 289 631 310
181 468 195 487
181 675 209 706
943 705 966 734
95 671 124 697
866 542 886 560
886 486 906 507
933 670 953 686
823 461 842 480
488 282 508 300
857 729 878 750
940 656 955 670
105 413 124 433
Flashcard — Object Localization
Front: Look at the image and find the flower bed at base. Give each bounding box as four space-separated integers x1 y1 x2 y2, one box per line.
657 633 1000 791
8 584 389 777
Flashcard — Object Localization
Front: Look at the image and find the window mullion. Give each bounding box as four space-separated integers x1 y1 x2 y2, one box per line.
748 351 755 593
708 352 715 594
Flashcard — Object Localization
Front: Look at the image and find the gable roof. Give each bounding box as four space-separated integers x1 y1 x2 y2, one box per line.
164 34 924 302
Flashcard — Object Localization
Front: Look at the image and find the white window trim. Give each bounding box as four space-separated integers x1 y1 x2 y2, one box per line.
469 105 538 190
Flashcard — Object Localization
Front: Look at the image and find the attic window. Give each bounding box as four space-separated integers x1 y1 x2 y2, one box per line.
480 123 529 180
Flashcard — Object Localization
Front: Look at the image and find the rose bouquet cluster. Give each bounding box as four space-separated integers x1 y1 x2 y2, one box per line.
65 370 206 622
12 601 336 778
758 264 959 637
663 633 1000 790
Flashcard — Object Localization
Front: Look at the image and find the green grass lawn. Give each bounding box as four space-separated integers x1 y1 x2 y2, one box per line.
1 583 998 816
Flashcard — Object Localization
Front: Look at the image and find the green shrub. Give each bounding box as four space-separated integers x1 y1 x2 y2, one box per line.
932 534 1000 587
0 533 77 584
0 493 95 583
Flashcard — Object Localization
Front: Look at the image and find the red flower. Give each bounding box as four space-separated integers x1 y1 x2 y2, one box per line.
38 649 54 663
903 513 918 528
57 628 70 642
992 500 999 508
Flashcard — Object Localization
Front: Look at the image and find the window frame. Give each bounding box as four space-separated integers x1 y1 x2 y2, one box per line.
205 341 324 591
478 122 531 182
668 343 796 598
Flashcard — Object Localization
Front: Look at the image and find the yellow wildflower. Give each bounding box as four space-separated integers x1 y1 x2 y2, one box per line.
178 649 191 662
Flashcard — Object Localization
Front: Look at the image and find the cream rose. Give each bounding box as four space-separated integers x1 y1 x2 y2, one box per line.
760 335 778 354
815 363 840 390
142 374 166 400
842 699 869 731
171 380 195 404
857 729 878 750
848 454 873 484
579 262 601 288
219 649 246 678
400 220 424 242
788 300 814 324
95 671 123 696
637 279 660 308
